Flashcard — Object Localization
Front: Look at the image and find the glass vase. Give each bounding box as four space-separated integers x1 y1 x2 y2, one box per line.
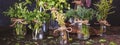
78 24 90 40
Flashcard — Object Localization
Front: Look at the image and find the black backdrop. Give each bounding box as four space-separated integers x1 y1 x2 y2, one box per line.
0 0 120 27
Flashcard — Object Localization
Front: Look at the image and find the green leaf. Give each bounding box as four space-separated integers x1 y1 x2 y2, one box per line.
109 41 117 45
94 0 114 20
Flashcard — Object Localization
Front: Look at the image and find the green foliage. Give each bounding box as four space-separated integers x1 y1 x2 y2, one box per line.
36 0 70 12
42 0 70 26
4 1 50 36
81 24 89 39
99 39 107 43
4 2 29 36
109 41 117 45
94 0 114 20
56 13 66 26
4 2 28 18
4 2 49 22
4 0 69 40
51 8 66 26
15 23 25 35
65 9 76 18
65 6 96 20
76 6 96 20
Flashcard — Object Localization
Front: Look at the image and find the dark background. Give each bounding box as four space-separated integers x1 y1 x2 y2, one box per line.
0 0 120 27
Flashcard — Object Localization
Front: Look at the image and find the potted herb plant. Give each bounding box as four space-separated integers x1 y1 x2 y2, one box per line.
4 2 31 39
50 7 68 45
36 0 70 44
65 6 96 40
94 0 114 36
76 6 96 40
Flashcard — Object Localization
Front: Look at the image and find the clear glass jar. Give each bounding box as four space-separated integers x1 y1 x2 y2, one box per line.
77 24 90 40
